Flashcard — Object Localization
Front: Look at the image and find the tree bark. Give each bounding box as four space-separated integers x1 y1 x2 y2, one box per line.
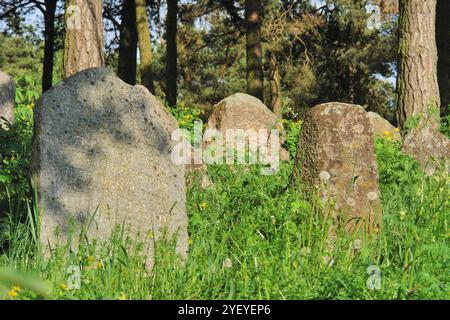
63 0 104 79
117 0 138 85
436 0 450 117
135 0 155 93
166 0 178 106
245 0 264 102
397 0 440 129
42 0 56 92
269 52 281 116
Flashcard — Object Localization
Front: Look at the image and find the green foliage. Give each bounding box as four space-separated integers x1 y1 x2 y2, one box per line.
440 115 450 138
282 118 302 159
169 103 204 132
0 34 43 82
0 76 36 224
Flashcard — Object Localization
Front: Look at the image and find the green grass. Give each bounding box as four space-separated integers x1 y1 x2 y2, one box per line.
0 138 448 300
0 88 449 299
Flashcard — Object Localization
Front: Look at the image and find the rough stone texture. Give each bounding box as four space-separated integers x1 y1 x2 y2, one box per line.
31 67 187 267
0 71 15 128
208 93 279 132
293 102 381 234
402 127 450 175
207 93 289 161
367 111 401 142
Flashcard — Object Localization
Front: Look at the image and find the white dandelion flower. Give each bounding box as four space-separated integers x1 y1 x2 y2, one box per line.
353 239 362 250
319 171 331 181
222 258 232 269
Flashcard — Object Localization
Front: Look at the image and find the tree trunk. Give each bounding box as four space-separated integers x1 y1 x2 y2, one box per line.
166 0 178 106
397 0 440 129
269 52 281 116
245 0 264 102
63 0 104 79
117 0 138 85
436 0 450 118
42 0 56 92
135 0 155 93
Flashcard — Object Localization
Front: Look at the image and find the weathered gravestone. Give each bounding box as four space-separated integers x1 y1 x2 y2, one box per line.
367 111 401 142
206 93 289 162
31 67 188 267
293 102 382 234
402 127 450 175
0 71 15 128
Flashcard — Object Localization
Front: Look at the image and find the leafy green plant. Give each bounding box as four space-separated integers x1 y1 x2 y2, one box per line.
169 103 204 133
0 76 37 244
283 119 302 159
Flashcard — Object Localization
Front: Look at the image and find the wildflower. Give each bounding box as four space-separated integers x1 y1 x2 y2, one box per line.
271 215 276 225
188 238 193 246
367 192 378 201
395 127 400 132
200 202 207 209
222 258 233 269
119 293 128 300
319 171 331 182
95 260 104 270
87 255 95 265
353 239 362 251
60 283 69 291
8 286 21 298
383 131 390 136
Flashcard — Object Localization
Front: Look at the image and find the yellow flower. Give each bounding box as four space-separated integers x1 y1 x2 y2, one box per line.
60 283 69 291
383 131 391 136
119 293 128 300
395 127 400 132
87 255 95 265
95 260 104 270
8 286 21 298
200 202 207 209
188 238 193 246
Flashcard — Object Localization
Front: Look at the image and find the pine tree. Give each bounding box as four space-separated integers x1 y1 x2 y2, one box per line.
63 0 104 78
117 0 137 85
166 0 178 106
436 0 450 117
397 0 440 129
135 0 155 93
245 0 264 101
